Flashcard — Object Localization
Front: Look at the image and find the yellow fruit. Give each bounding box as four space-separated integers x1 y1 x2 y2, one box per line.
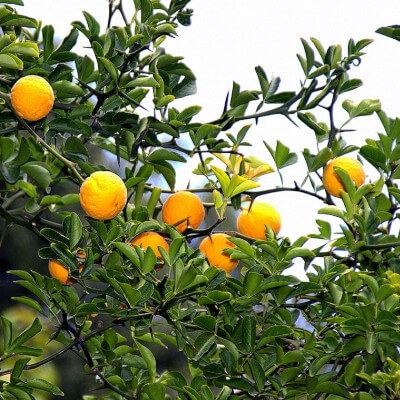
79 171 127 220
322 157 365 198
48 251 85 285
11 75 54 121
162 191 205 233
130 231 169 271
199 233 238 273
237 201 281 240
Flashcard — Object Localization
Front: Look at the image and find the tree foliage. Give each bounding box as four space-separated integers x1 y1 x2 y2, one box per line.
1 1 400 399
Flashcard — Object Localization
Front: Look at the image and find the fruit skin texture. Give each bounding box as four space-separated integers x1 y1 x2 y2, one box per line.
130 232 169 271
322 157 365 198
48 260 83 285
199 233 238 273
79 171 127 220
237 201 281 240
162 191 205 233
11 75 54 121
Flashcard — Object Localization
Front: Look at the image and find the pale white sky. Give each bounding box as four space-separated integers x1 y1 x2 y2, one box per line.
18 1 400 277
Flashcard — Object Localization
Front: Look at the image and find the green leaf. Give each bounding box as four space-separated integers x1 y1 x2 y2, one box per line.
243 272 263 296
49 118 91 137
176 266 197 293
125 176 144 188
308 64 330 79
141 0 153 22
310 354 332 376
2 316 13 350
310 382 349 398
141 246 157 273
70 212 82 249
155 94 175 108
1 163 19 183
0 14 37 28
285 247 314 260
98 57 118 83
365 331 376 354
69 104 92 119
342 99 381 118
148 149 186 163
214 378 251 391
228 174 260 197
142 383 166 400
210 166 230 197
64 136 89 157
194 124 220 146
2 42 39 58
360 145 386 170
155 23 177 37
21 163 51 190
377 25 400 42
10 357 30 383
11 296 42 314
125 76 160 88
193 332 215 361
377 284 395 302
113 242 140 268
297 112 328 137
0 136 15 162
42 25 54 60
213 189 223 208
266 140 298 169
0 53 23 70
18 181 36 198
83 11 100 36
177 105 202 122
26 379 64 395
193 316 216 332
9 318 41 353
339 79 363 93
201 386 214 400
310 148 332 172
248 358 265 391
318 206 346 220
0 0 23 4
242 316 256 352
4 386 32 400
301 38 314 75
119 283 141 307
134 339 156 381
52 80 85 96
344 356 363 386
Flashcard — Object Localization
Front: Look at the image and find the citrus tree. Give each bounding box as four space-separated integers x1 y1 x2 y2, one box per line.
1 1 400 399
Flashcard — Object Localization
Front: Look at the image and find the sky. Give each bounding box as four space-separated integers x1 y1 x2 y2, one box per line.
16 0 400 278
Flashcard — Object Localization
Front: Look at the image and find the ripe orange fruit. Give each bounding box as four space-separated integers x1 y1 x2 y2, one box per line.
48 250 85 285
322 157 365 198
162 191 205 233
11 75 54 121
130 231 169 271
79 171 127 220
237 201 281 240
199 233 238 273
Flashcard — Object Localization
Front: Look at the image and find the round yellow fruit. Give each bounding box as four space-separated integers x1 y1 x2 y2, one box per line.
199 233 238 273
237 201 281 240
130 231 169 271
162 191 205 233
322 157 365 198
48 252 84 286
11 75 54 121
79 171 127 220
